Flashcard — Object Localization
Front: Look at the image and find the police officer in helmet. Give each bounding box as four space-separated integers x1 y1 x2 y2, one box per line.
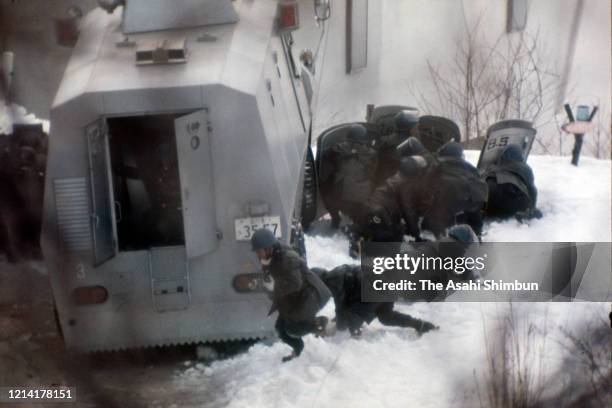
324 124 378 229
376 111 419 183
251 228 331 362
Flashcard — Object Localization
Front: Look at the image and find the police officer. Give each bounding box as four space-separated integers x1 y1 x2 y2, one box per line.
375 111 419 184
421 143 488 237
437 140 464 159
360 155 429 245
414 224 482 300
396 136 429 160
323 124 378 229
313 264 438 337
481 145 541 220
395 156 431 239
356 151 429 253
251 228 331 362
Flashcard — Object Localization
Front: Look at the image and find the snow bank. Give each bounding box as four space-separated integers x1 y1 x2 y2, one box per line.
0 102 50 135
463 151 611 242
174 301 608 407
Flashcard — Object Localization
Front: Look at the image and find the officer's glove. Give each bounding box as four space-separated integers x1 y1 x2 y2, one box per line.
515 208 543 223
261 276 275 293
314 316 329 337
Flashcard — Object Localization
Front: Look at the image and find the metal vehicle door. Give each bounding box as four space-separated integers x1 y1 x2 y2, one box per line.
174 109 217 258
86 119 117 265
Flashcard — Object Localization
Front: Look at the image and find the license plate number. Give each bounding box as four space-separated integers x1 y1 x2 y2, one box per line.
234 216 282 241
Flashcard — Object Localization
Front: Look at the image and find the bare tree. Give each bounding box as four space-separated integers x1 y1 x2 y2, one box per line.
410 16 561 152
476 303 549 408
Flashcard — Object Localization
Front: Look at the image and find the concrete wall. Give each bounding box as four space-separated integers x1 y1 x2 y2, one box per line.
0 0 97 118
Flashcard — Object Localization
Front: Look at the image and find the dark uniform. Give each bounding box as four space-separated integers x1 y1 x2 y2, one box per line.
313 264 437 336
375 112 419 184
361 155 430 243
0 124 47 261
420 155 488 237
323 125 378 228
481 145 540 220
361 175 405 242
393 155 432 239
264 244 332 359
360 149 434 245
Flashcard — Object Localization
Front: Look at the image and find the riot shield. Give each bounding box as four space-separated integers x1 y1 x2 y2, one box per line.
315 122 381 185
477 120 536 170
417 115 461 152
367 105 419 136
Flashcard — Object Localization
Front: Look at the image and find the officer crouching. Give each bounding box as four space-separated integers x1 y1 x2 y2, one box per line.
250 228 331 362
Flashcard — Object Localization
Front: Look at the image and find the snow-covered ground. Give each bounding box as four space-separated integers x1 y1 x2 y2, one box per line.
175 152 611 407
466 151 612 242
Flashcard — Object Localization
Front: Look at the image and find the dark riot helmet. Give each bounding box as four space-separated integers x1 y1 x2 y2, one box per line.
447 224 478 244
310 267 327 277
396 136 425 157
250 228 278 251
346 124 369 143
437 141 464 159
499 145 524 163
393 111 419 133
399 156 427 177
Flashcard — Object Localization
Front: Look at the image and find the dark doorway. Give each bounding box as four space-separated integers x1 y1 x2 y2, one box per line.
107 113 186 250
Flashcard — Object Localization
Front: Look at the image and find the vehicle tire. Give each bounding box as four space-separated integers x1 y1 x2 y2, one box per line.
291 222 307 258
53 304 64 341
300 146 317 231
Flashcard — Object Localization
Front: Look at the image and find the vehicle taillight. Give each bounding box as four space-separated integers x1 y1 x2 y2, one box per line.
278 1 299 32
233 273 264 293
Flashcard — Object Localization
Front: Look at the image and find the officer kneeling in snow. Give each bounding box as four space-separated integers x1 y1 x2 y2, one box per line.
251 229 332 362
323 124 378 229
375 111 419 184
360 153 430 245
313 264 438 337
420 141 488 237
481 145 542 221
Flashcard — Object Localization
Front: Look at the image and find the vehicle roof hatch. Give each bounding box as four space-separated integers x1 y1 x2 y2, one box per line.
123 0 239 34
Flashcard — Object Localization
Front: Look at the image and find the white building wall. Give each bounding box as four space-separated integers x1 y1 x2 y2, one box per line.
294 0 610 157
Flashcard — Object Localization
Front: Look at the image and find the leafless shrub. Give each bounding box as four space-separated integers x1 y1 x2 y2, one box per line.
475 303 549 408
547 312 612 407
410 15 561 154
469 304 611 408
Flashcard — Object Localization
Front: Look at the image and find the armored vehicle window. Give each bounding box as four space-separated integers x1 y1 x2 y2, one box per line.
107 114 186 250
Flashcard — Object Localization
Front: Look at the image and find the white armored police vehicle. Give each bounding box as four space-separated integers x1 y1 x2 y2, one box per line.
41 0 325 351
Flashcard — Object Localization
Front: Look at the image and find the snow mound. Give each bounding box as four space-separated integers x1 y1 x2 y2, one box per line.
463 151 611 242
0 103 50 135
174 302 608 407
